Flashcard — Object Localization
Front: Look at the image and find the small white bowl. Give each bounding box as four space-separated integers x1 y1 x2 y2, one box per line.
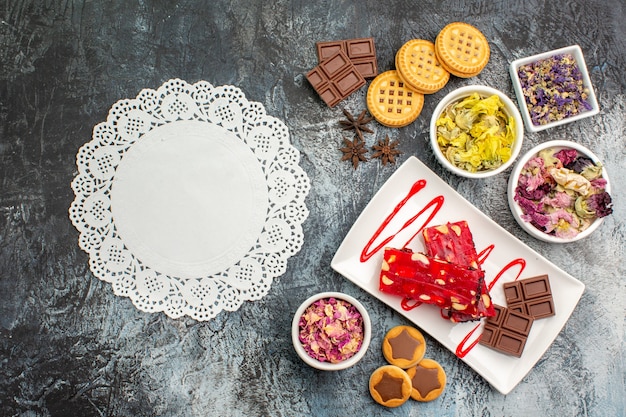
508 140 611 243
429 85 524 179
292 292 371 371
509 45 600 133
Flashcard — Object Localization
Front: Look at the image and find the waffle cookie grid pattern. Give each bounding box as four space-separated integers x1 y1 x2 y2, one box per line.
366 70 424 127
395 39 450 94
435 22 490 77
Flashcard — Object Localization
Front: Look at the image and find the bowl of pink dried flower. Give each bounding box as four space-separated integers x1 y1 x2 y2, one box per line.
508 140 613 243
292 292 371 371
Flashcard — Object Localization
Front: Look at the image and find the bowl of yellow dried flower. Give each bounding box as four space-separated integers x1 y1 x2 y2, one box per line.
429 85 524 178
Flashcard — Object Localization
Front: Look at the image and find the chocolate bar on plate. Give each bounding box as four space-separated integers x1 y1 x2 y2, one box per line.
479 304 534 357
503 275 555 319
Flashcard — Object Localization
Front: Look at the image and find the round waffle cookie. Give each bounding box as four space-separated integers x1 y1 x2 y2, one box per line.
395 39 450 94
435 22 490 78
367 70 424 128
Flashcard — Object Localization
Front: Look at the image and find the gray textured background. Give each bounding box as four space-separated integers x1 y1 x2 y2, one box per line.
1 0 624 416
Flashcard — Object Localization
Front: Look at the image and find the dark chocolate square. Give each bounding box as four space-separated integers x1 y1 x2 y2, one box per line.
502 309 534 335
320 50 351 78
305 68 326 88
502 275 555 320
315 37 378 78
306 50 364 107
526 296 555 319
316 40 346 61
346 38 375 58
481 325 498 346
317 85 341 107
503 282 523 304
521 275 552 299
352 58 378 78
495 329 528 357
479 304 534 357
333 67 365 96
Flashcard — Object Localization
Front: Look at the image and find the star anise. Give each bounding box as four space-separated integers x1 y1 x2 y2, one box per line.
340 136 368 169
371 135 401 165
339 109 374 140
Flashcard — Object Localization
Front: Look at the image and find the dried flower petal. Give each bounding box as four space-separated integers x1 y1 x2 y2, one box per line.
298 297 364 363
517 54 592 126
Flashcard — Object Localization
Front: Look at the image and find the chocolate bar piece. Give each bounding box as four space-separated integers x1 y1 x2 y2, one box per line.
480 304 534 357
316 37 378 78
503 275 555 319
306 50 366 107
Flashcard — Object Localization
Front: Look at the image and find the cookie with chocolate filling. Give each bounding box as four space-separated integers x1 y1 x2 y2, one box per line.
369 365 412 408
382 325 426 369
406 358 446 401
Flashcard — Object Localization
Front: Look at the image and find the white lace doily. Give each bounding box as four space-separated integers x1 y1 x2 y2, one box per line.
69 79 310 321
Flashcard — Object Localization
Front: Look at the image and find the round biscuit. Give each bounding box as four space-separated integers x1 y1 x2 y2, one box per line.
382 325 426 369
435 22 490 78
395 39 450 94
369 365 412 408
406 358 446 402
366 71 424 128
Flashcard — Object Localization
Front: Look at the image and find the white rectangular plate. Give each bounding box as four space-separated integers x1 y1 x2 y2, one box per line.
331 157 585 395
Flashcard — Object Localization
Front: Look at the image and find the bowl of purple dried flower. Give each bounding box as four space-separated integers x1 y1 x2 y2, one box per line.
510 45 599 133
292 292 371 371
508 140 613 243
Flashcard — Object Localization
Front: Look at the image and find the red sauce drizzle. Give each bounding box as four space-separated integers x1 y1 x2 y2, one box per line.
487 258 526 292
477 245 494 266
456 323 483 358
360 180 443 263
401 297 422 311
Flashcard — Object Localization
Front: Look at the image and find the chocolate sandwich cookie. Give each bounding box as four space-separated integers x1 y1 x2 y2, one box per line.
369 365 412 408
435 22 490 78
366 70 424 127
395 39 450 94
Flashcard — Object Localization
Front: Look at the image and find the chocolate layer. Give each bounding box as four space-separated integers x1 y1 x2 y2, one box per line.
388 328 421 361
374 372 405 402
411 365 441 397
